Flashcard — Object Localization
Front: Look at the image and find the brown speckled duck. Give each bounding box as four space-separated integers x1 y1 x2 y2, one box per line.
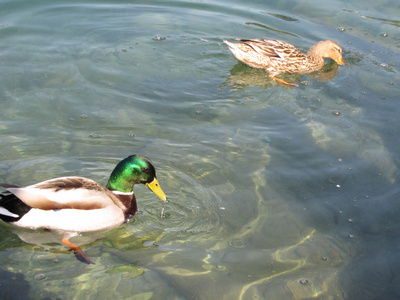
224 39 346 87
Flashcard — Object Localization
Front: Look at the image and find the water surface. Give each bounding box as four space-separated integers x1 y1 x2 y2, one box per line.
0 0 399 299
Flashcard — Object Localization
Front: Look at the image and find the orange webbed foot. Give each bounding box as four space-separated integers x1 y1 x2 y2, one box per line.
61 238 94 264
268 74 299 87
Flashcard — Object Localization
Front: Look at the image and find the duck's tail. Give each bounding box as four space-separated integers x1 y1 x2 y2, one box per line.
223 40 236 50
0 185 31 223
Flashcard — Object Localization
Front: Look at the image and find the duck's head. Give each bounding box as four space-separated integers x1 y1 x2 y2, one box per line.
309 40 346 65
106 155 167 202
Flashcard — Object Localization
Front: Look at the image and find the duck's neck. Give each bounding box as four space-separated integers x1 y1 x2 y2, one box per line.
106 178 134 193
305 52 325 72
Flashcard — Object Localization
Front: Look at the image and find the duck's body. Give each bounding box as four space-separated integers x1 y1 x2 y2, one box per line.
0 155 167 263
1 177 135 232
224 39 346 86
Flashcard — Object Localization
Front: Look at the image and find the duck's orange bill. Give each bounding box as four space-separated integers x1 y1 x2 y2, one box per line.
336 57 348 65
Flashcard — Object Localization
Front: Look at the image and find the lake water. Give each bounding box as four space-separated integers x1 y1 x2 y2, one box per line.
0 0 399 299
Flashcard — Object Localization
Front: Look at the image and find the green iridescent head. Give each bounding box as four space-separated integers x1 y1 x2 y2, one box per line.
106 154 167 201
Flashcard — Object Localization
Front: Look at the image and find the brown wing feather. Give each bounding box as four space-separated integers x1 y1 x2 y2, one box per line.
237 39 303 59
34 177 104 191
236 39 281 57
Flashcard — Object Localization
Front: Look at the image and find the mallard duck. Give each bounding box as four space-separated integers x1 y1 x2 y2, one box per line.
0 154 167 264
224 39 346 87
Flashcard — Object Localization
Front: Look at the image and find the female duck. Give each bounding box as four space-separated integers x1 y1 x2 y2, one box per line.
224 39 346 87
0 154 167 263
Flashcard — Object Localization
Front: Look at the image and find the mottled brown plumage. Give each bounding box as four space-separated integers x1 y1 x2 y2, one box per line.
224 39 346 86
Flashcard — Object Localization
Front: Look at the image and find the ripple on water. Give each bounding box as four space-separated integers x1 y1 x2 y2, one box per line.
228 239 247 248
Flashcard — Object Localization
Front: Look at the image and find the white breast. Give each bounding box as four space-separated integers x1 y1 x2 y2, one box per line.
14 204 125 233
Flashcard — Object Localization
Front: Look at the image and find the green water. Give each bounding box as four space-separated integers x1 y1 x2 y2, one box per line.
0 0 399 299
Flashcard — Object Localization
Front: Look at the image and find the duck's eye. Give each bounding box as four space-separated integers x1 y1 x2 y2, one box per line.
141 167 149 173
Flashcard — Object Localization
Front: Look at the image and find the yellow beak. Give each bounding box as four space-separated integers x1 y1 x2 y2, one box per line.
146 177 167 202
336 56 347 65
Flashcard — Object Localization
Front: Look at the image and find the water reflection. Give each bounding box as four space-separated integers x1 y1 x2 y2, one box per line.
224 61 342 89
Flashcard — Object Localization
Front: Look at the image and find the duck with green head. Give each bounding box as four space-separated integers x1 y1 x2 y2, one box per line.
0 154 167 264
